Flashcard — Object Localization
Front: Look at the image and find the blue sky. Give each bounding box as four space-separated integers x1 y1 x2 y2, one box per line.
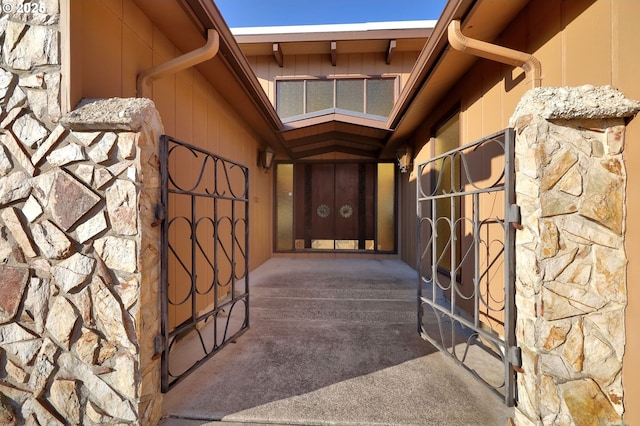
215 0 448 28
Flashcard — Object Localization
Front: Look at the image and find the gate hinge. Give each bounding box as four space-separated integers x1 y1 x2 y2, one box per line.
508 346 523 371
151 203 166 227
152 335 165 360
507 204 523 230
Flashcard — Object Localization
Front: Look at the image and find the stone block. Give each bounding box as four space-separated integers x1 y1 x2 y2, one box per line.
0 266 29 324
592 245 626 305
32 220 71 259
580 161 624 234
74 209 107 243
23 278 49 334
94 236 137 273
606 125 625 155
74 328 100 365
12 113 48 149
541 149 577 191
558 379 621 425
106 179 138 235
22 195 42 223
562 318 584 373
49 378 80 424
90 278 136 352
50 252 95 293
542 281 606 321
45 297 78 350
46 169 101 231
559 215 620 249
60 97 159 132
0 132 34 176
58 352 137 422
2 22 59 70
540 190 578 217
46 143 86 167
88 132 117 164
0 171 31 207
31 125 66 166
117 132 137 159
1 207 38 258
0 144 12 177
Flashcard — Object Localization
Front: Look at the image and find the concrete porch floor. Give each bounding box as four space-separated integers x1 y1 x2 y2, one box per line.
159 258 513 426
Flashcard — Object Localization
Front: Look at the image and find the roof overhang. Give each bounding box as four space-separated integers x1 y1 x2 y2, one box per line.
281 112 392 159
132 0 288 155
131 0 530 161
383 0 530 156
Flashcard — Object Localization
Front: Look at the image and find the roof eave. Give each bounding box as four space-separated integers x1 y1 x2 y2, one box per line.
385 0 530 154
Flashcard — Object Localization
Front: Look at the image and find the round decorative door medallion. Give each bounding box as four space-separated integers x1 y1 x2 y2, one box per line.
316 204 330 218
339 204 353 218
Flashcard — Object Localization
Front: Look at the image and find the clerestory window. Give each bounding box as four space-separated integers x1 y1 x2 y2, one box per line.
276 77 397 121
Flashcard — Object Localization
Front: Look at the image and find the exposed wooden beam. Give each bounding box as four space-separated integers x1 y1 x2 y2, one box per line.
386 39 396 64
331 41 337 66
273 42 283 67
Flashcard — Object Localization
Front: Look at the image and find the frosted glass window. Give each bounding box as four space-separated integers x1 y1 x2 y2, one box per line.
336 80 364 113
275 164 294 250
366 79 395 116
276 81 304 118
306 80 333 113
376 163 395 251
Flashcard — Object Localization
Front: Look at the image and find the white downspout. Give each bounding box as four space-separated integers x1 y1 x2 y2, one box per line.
448 20 542 88
137 29 220 98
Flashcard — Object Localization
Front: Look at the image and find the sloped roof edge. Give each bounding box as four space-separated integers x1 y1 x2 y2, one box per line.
181 0 289 153
231 20 437 36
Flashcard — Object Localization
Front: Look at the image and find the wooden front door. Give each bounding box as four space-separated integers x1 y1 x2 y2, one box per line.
294 162 375 249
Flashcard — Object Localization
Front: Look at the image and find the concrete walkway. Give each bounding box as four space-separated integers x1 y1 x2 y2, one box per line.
159 258 513 426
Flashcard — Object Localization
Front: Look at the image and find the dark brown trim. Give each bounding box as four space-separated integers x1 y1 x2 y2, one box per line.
273 42 283 67
235 28 433 44
386 39 396 65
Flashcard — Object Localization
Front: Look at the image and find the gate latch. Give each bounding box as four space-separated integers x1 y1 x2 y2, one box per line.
152 335 165 360
152 203 166 227
507 204 523 230
508 346 523 372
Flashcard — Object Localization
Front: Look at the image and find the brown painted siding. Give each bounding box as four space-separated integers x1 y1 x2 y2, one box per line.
72 0 274 326
399 2 640 419
247 51 419 105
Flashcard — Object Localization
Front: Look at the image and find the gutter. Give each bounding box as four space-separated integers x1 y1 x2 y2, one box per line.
137 29 220 98
448 20 542 88
386 0 474 130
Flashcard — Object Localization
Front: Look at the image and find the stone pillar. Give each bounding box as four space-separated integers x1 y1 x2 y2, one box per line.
0 2 164 424
0 95 164 424
510 86 640 425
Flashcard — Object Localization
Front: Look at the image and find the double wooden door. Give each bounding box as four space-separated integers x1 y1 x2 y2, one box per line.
294 162 375 249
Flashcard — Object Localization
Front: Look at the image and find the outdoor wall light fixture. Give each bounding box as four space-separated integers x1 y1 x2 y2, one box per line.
396 145 413 173
259 146 275 173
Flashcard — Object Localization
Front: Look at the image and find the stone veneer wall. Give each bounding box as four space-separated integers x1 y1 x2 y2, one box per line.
510 86 640 425
0 3 164 424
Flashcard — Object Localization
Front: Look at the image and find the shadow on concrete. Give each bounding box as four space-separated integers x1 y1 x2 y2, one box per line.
160 258 512 426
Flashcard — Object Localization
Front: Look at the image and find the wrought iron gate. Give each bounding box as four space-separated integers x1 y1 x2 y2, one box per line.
416 128 519 406
159 135 249 391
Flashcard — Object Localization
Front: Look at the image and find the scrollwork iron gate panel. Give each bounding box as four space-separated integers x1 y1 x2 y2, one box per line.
416 128 518 406
160 135 249 391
